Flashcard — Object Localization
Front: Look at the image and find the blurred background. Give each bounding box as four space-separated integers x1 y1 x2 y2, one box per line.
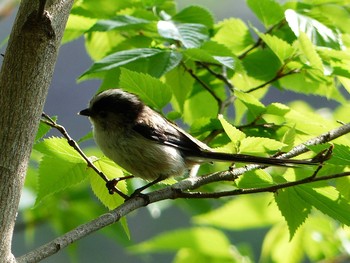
0 0 340 262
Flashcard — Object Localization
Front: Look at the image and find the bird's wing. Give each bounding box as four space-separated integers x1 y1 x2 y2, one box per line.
132 110 207 155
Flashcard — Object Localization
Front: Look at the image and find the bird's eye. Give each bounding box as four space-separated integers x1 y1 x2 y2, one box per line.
99 111 108 118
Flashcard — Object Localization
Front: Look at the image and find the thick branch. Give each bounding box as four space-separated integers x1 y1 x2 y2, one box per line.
0 0 74 262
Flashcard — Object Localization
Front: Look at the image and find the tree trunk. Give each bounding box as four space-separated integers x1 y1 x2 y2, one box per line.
0 0 73 262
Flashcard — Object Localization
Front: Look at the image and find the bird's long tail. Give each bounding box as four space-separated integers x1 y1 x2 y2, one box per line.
188 150 328 167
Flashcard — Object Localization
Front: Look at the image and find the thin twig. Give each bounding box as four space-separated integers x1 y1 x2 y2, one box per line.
198 62 234 91
40 113 129 199
238 19 287 59
181 62 222 107
246 69 299 93
172 171 350 199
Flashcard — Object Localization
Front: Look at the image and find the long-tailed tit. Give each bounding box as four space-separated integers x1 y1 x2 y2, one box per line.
79 89 319 191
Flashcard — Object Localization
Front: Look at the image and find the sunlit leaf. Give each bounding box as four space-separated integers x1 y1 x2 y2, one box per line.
172 5 214 29
88 15 151 32
285 9 343 50
130 227 233 259
120 68 172 110
258 33 296 62
157 20 209 48
88 157 126 210
214 18 255 55
247 0 284 27
194 194 281 229
297 184 350 226
218 114 246 143
235 90 266 119
34 138 87 204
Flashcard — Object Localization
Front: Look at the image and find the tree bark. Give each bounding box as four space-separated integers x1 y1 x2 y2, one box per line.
0 0 73 262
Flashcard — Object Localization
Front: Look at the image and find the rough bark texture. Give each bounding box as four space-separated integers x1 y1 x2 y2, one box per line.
0 0 73 262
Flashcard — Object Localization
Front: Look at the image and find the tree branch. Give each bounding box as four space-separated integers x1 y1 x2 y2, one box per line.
17 122 350 262
41 113 129 199
0 0 74 262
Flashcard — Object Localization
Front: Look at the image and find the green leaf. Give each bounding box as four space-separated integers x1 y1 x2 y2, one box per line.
88 15 151 32
183 48 234 70
239 137 286 154
62 15 97 44
297 184 350 226
81 48 182 79
36 116 57 142
130 227 233 259
85 31 125 60
265 102 290 116
194 194 280 229
189 118 222 136
88 157 126 210
313 4 350 34
71 0 131 18
213 18 255 55
247 0 284 27
236 169 274 188
298 31 324 73
77 131 93 144
322 144 350 166
218 115 246 143
275 187 312 239
82 48 161 74
238 49 282 89
157 20 209 48
285 9 343 50
119 68 172 110
258 33 296 62
279 72 346 103
34 138 87 204
261 223 304 263
235 90 266 119
183 86 220 124
172 5 214 29
166 67 194 113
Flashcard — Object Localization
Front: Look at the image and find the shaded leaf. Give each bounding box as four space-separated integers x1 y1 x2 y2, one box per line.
35 116 57 142
81 48 182 79
275 187 311 239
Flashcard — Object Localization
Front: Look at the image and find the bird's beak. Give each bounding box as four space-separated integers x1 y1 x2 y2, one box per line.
78 108 92 116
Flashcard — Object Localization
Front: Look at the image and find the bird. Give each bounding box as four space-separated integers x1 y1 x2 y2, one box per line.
79 89 320 193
